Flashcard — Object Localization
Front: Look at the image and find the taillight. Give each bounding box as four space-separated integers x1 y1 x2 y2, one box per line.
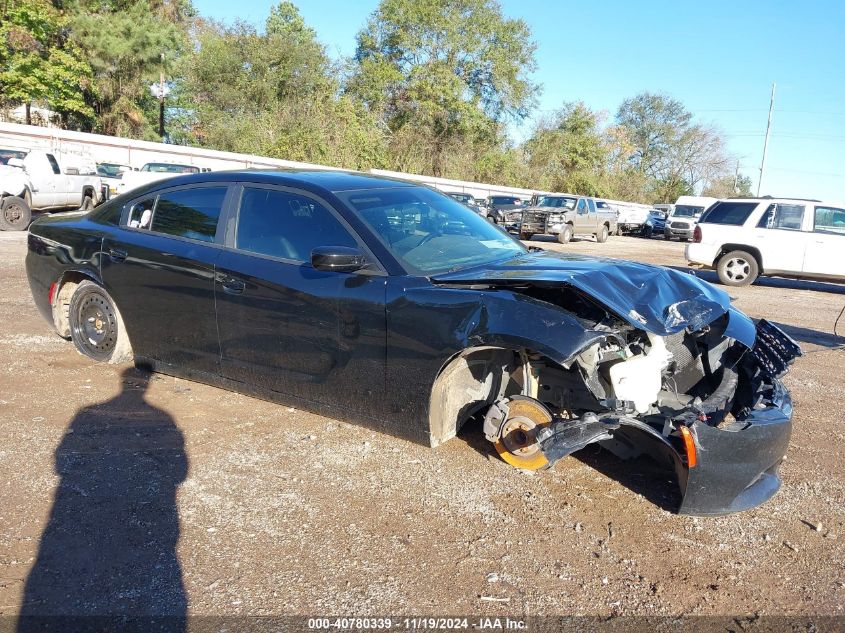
693 225 702 243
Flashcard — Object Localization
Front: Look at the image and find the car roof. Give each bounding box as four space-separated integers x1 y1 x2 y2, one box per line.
120 168 420 198
723 197 836 205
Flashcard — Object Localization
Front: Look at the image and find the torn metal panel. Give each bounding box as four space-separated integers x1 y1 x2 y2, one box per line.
432 250 733 336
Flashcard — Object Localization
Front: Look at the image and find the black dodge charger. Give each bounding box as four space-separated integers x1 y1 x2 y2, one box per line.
25 170 801 516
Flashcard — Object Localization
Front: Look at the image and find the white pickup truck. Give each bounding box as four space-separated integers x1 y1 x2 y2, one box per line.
116 162 206 196
0 149 107 231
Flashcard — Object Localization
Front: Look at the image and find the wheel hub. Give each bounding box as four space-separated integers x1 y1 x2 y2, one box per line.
77 294 116 352
493 398 552 470
4 204 22 223
726 258 749 280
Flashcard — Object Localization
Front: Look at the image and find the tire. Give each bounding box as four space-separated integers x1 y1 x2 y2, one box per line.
716 250 759 287
663 232 671 241
68 280 133 363
0 196 32 231
557 224 573 244
596 224 609 243
80 194 94 211
519 232 533 241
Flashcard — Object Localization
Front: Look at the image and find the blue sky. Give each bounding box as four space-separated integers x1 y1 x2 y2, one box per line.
194 0 845 203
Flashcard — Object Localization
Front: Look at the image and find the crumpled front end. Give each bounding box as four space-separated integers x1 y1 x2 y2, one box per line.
433 253 801 515
480 307 800 516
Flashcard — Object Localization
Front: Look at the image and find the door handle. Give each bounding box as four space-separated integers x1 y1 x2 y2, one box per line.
221 277 246 295
108 248 127 263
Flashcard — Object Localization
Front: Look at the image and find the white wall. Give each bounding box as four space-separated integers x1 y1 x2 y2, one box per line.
0 122 547 199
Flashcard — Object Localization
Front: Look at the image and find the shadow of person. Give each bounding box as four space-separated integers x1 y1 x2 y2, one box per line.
18 367 188 632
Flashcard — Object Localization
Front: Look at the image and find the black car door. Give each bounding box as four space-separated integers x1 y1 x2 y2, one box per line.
100 184 233 375
215 184 387 414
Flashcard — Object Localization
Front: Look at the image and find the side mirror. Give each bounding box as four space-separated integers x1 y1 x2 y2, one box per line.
65 167 79 175
311 246 367 273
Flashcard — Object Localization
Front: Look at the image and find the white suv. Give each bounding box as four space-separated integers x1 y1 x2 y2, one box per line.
686 197 845 286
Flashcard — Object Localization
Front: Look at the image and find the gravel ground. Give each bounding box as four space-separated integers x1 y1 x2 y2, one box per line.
0 230 843 619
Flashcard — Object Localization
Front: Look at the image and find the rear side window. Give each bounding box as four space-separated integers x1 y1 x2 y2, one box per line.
127 196 157 229
46 154 61 174
236 187 357 262
151 187 227 242
814 206 845 235
756 203 806 231
699 201 757 225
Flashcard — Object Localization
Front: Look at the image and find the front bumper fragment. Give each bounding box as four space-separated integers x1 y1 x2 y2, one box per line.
676 379 793 515
534 320 801 516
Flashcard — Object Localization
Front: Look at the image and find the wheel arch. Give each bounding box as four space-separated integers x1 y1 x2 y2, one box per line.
81 185 96 205
714 244 764 273
428 346 516 447
51 269 104 337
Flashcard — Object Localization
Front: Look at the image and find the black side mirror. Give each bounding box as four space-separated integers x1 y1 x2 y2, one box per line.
311 246 367 273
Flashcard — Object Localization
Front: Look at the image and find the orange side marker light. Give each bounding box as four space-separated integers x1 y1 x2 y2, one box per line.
679 425 698 468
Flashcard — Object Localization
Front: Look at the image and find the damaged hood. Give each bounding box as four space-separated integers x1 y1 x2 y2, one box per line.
432 250 732 336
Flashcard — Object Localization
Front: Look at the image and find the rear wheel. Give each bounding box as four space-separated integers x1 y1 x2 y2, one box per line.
717 250 759 286
596 224 609 243
0 196 31 231
68 280 133 363
557 224 573 244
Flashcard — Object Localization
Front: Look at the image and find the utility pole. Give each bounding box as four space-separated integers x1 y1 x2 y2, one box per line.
158 52 166 142
733 159 740 194
757 82 776 197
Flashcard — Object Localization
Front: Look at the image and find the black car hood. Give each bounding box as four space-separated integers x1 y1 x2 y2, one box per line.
431 250 732 336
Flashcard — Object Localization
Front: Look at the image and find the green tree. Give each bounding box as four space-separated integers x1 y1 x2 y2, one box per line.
349 0 538 177
524 102 609 195
0 0 95 126
702 173 753 198
617 92 732 202
177 5 385 169
68 0 189 138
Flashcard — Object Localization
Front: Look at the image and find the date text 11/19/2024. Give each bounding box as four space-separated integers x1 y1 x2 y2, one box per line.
307 617 527 630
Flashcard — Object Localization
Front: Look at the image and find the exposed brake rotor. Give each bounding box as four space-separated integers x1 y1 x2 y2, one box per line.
492 397 553 471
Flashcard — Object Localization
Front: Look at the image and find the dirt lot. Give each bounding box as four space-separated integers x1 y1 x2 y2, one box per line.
1 230 843 620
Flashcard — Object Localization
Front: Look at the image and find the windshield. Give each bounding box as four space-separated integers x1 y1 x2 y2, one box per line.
673 205 705 218
141 163 200 173
535 196 576 209
342 187 526 275
0 149 27 165
97 163 127 177
490 196 521 206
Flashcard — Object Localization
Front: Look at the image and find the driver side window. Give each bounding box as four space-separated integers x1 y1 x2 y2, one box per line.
577 199 587 215
235 187 357 262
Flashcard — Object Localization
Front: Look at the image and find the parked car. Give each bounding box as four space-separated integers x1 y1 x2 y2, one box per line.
117 162 205 195
97 162 136 196
664 195 718 241
640 208 668 237
25 169 801 516
484 195 524 224
519 195 618 243
0 150 107 231
686 197 845 286
446 191 483 214
613 202 651 235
